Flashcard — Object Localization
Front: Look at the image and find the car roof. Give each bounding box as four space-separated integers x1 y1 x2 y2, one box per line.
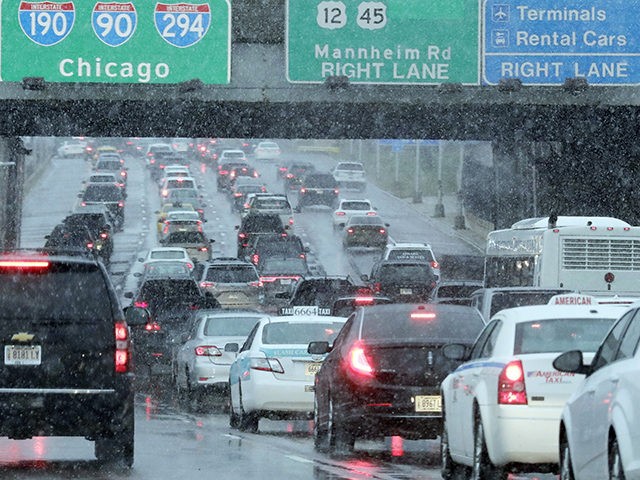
492 304 626 323
261 315 346 325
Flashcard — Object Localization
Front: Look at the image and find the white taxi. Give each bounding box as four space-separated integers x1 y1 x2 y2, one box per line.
555 301 640 480
440 296 626 479
228 315 346 433
332 198 377 230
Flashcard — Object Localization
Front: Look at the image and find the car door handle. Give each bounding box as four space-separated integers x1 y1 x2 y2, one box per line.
611 376 620 384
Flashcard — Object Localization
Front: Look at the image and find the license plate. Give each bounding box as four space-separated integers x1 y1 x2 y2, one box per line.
415 395 441 413
5 345 41 366
400 288 413 295
280 279 292 285
305 363 323 376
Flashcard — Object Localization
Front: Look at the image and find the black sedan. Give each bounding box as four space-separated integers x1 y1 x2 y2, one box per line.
342 215 389 249
309 303 484 455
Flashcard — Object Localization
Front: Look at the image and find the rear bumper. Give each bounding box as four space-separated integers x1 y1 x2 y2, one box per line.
0 378 134 439
242 373 314 414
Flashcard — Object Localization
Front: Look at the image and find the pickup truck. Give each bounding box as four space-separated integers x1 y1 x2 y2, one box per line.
331 161 366 191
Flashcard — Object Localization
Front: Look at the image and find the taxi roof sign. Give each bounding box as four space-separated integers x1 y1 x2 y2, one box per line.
548 294 597 306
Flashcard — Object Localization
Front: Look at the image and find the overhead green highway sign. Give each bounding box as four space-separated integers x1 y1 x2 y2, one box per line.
1 1 230 84
286 0 480 84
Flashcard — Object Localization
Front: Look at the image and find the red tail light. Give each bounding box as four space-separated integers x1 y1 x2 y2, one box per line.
354 296 375 305
118 201 125 207
279 167 287 172
334 188 340 194
145 322 161 332
251 254 259 264
199 247 208 252
347 228 354 234
195 345 222 357
347 342 374 378
120 170 126 177
431 260 440 270
253 171 259 178
373 282 381 293
260 276 278 283
286 173 294 179
379 228 386 234
200 281 215 288
249 280 263 287
115 322 129 373
250 357 284 373
498 360 527 405
134 301 148 308
219 170 229 175
81 201 87 206
336 211 346 216
86 242 94 249
238 233 247 239
366 211 376 216
300 188 307 193
289 217 294 225
234 192 243 197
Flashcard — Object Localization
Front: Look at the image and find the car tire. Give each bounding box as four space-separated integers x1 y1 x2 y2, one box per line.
313 391 329 452
471 411 506 480
327 395 355 456
94 403 134 468
559 433 576 480
229 391 240 429
441 408 467 479
237 383 259 433
609 435 625 480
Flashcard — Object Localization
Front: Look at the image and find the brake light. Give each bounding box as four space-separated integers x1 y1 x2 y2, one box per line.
86 242 94 249
300 188 307 193
410 311 436 320
354 296 375 305
250 357 284 373
81 201 87 206
251 254 259 264
238 233 247 239
234 192 243 197
219 169 229 175
379 228 386 234
0 259 49 269
336 211 346 216
334 188 340 194
134 301 148 308
347 228 354 234
249 280 263 287
279 167 287 172
115 321 129 373
260 276 278 283
347 342 374 378
120 170 126 177
431 260 440 270
145 322 161 332
498 360 527 405
286 173 294 179
195 345 222 357
253 171 259 178
118 201 125 207
366 211 376 216
199 247 208 252
150 158 156 164
200 281 215 288
373 282 381 293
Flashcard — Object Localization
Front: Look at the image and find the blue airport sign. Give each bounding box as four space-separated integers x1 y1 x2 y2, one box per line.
483 0 640 85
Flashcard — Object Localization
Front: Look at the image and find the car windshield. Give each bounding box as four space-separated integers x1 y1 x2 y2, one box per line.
204 315 261 336
205 266 258 283
83 184 122 201
514 318 616 355
262 321 343 345
149 250 185 260
261 258 307 275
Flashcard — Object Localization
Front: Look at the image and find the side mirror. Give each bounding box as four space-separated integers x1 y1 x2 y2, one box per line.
77 193 82 198
360 274 369 283
124 291 134 298
234 225 240 230
304 246 311 253
138 257 144 262
553 350 591 375
385 223 390 227
123 306 150 326
284 225 290 230
225 342 239 353
180 332 190 343
442 343 468 361
209 239 216 243
308 341 330 355
133 272 142 278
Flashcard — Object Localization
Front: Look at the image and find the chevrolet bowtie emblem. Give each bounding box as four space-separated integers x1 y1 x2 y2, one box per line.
11 332 34 342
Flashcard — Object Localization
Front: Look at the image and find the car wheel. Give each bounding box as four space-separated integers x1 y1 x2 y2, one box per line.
94 402 134 468
471 411 506 480
441 408 467 479
313 391 329 452
609 436 626 480
229 389 240 429
238 383 259 433
327 394 355 456
559 434 576 480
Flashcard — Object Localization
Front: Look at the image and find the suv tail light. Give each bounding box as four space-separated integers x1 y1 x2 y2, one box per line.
200 281 215 288
249 280 263 287
431 260 440 270
145 322 161 332
195 345 222 357
336 211 346 216
334 188 340 195
347 342 374 378
250 357 284 374
300 187 307 194
115 322 130 373
498 360 527 405
251 254 259 264
347 228 354 234
0 259 50 269
373 282 381 293
134 301 148 308
118 201 125 207
379 228 386 234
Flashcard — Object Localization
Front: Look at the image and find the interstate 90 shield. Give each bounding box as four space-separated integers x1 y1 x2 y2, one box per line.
18 1 75 46
91 2 137 47
154 3 211 48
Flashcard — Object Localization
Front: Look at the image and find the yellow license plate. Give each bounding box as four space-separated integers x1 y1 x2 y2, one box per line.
415 395 441 413
305 363 323 376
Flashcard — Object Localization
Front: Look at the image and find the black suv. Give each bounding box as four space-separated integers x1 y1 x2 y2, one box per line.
235 213 287 258
297 173 339 209
80 183 126 230
245 233 307 265
63 205 115 264
0 251 140 466
365 260 438 303
125 273 219 376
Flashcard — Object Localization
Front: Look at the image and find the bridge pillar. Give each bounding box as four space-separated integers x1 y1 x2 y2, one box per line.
0 137 27 249
491 134 538 229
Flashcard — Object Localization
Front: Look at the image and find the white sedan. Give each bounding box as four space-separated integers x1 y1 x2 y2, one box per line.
332 198 377 230
173 311 266 411
440 300 625 479
555 302 640 480
138 247 194 271
254 141 281 160
228 315 346 432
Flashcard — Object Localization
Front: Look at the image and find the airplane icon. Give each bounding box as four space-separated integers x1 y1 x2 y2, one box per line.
492 5 509 22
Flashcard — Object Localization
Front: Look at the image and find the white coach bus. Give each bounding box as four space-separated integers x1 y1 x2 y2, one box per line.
484 216 640 295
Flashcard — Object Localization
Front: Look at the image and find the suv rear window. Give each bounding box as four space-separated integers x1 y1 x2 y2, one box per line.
362 306 484 342
304 174 337 188
337 163 364 171
242 215 283 232
205 266 258 283
96 160 122 170
377 264 434 283
262 321 343 344
514 318 615 354
254 199 290 210
261 257 307 275
83 184 123 201
0 264 112 320
139 279 200 301
387 249 434 262
223 151 245 159
341 201 370 210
